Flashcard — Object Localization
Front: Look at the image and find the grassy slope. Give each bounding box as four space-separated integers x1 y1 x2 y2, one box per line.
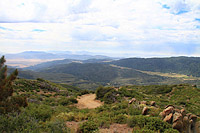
6 79 200 132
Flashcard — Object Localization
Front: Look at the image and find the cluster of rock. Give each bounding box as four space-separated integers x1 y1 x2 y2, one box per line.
160 105 198 133
129 98 156 115
129 98 199 132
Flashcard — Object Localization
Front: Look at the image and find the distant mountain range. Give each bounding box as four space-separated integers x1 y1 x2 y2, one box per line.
9 56 199 89
4 51 112 60
3 51 115 68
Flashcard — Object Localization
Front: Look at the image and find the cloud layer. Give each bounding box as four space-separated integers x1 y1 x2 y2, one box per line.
0 0 200 57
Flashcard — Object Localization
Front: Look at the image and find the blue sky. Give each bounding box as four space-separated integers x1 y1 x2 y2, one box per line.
0 0 200 57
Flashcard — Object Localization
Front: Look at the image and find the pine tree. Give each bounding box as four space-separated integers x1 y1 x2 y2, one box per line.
0 56 27 114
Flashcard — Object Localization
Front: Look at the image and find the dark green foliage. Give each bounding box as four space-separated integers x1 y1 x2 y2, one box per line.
113 114 127 124
59 97 78 106
96 86 113 99
95 86 119 104
24 103 53 122
78 89 91 96
118 87 144 99
0 111 70 133
127 115 173 132
103 89 118 104
40 63 118 83
133 128 155 133
44 119 70 133
0 56 27 114
142 85 172 94
0 112 40 132
78 121 99 133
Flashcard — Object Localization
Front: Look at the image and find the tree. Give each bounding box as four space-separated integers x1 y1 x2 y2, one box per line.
0 56 27 114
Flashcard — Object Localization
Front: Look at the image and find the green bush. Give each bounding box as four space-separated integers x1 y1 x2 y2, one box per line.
113 114 127 124
55 112 75 121
127 115 172 132
128 104 142 115
24 103 53 122
133 128 155 133
78 121 99 133
95 86 113 100
97 118 111 128
59 97 78 106
0 112 40 132
103 90 117 104
44 119 70 133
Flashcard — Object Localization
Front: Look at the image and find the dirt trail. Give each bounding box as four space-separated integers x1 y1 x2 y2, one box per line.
76 94 103 109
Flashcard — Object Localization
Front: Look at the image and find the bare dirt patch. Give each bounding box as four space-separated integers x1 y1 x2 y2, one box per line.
76 94 103 109
99 124 133 133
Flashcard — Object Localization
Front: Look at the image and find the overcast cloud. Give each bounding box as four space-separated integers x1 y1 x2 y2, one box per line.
0 0 200 57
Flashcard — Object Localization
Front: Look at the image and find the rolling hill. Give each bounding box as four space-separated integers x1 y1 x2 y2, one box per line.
110 56 200 77
9 56 200 89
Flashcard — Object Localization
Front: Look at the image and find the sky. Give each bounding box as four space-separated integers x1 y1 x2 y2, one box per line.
0 0 200 57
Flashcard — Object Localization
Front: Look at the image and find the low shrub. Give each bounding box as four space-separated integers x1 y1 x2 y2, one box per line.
0 112 40 132
113 114 127 124
78 121 99 133
44 119 70 133
127 115 172 132
59 97 78 106
56 112 75 121
24 103 53 122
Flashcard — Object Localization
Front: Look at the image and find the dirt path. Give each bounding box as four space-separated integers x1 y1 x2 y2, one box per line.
76 94 103 109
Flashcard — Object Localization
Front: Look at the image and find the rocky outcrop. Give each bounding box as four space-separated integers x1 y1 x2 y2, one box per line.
150 101 156 106
129 98 136 104
160 105 198 133
142 107 148 115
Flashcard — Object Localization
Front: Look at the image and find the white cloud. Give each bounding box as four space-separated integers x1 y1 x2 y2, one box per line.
0 0 200 57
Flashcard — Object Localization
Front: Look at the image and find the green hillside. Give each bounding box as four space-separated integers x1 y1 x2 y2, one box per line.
1 78 199 132
37 63 186 88
13 60 200 90
110 56 200 77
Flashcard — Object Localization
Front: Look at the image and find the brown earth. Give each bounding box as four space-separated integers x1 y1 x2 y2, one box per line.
99 124 133 133
76 94 103 109
66 122 133 133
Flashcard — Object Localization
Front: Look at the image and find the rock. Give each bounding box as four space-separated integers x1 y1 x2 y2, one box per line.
186 113 192 118
150 101 156 106
189 114 197 121
159 112 166 119
174 108 180 113
173 112 183 123
165 105 175 109
129 98 136 104
142 107 148 115
189 115 197 133
163 113 173 123
160 106 198 133
140 101 147 105
180 109 186 116
183 116 189 132
192 84 197 87
164 106 174 116
172 121 183 132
